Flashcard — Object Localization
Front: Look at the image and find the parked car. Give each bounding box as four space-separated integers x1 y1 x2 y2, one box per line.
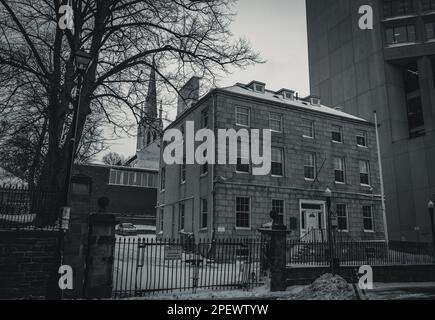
116 223 137 236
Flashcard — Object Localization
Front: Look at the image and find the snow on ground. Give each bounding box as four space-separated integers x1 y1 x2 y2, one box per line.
122 281 307 300
364 282 435 300
121 274 358 300
283 274 355 300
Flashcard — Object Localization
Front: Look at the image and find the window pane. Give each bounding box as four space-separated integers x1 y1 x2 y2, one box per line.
271 148 283 176
302 120 314 137
304 153 315 179
363 206 373 231
236 107 250 126
272 199 284 225
336 204 348 231
269 112 282 131
332 125 342 142
109 170 116 184
236 197 250 228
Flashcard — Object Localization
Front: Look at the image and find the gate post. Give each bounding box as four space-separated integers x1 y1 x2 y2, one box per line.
83 213 117 299
258 211 288 292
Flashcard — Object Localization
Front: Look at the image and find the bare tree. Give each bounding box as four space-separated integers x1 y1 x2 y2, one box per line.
102 152 125 166
0 0 261 194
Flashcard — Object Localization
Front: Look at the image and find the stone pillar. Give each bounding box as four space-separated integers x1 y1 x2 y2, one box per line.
258 225 288 292
62 175 92 299
84 213 117 299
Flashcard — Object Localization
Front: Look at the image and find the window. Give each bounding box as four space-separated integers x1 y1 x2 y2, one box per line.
201 108 209 128
363 206 374 231
336 204 348 231
272 199 284 225
109 169 157 188
334 157 346 183
235 106 250 127
201 199 208 229
356 130 368 147
181 156 186 184
159 209 164 231
236 197 250 228
179 203 185 231
331 125 343 143
310 97 320 106
383 0 414 17
426 22 435 40
403 63 425 138
385 24 416 45
422 0 435 11
302 119 314 138
304 152 316 180
271 147 284 176
160 167 166 191
236 141 250 173
359 160 370 186
269 112 282 132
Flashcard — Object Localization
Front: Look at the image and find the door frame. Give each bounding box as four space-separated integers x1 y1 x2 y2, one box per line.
299 200 327 239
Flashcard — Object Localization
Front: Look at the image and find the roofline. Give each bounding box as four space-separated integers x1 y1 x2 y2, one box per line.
165 87 375 130
76 163 159 172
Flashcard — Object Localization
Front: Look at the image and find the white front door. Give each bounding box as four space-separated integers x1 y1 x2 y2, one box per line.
300 202 325 241
306 210 320 232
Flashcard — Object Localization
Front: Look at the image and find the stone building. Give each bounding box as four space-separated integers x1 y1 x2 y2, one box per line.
157 79 385 241
306 0 435 241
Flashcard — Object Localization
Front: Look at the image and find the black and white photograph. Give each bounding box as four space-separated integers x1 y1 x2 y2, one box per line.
1 0 435 309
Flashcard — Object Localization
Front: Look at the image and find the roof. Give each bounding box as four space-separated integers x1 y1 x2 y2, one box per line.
221 84 370 123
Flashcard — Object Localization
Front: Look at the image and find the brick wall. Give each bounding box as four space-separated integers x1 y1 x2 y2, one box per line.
75 164 157 217
0 231 59 299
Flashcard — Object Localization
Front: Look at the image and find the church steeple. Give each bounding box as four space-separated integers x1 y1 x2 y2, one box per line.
137 58 159 151
145 57 157 119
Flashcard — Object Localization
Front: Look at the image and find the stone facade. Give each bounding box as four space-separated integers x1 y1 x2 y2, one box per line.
157 81 385 241
306 0 435 241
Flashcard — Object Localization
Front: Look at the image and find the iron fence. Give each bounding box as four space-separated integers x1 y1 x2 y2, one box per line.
112 236 266 298
0 185 60 230
287 239 435 266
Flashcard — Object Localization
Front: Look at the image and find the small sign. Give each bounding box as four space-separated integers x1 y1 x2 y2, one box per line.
61 207 71 230
164 246 182 260
217 226 225 233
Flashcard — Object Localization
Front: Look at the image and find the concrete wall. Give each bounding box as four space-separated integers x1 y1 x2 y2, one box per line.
0 231 59 299
306 0 435 241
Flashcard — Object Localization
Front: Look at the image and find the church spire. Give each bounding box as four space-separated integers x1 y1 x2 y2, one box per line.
145 57 157 118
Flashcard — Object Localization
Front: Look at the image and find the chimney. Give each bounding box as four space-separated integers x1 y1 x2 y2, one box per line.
177 76 200 116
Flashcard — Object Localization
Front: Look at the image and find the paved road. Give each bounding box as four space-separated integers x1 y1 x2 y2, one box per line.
364 283 435 300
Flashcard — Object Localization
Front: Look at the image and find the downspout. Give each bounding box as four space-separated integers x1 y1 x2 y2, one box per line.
374 111 389 244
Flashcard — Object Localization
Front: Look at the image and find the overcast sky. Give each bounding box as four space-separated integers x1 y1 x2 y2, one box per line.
103 0 309 161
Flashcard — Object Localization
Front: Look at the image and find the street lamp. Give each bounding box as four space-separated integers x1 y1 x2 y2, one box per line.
428 201 435 255
63 49 92 206
324 187 336 274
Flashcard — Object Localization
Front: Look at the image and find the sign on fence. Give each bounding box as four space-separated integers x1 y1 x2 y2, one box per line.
164 246 182 260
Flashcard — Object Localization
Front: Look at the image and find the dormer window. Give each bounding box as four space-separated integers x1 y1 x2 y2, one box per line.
276 89 295 100
247 81 265 93
310 96 321 106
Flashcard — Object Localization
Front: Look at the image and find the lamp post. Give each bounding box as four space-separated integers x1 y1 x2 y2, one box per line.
428 201 435 255
324 187 336 274
55 50 91 299
63 49 92 206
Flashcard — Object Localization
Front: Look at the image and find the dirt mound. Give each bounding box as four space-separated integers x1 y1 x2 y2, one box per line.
290 273 355 300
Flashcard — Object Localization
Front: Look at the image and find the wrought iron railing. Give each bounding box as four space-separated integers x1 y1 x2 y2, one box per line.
286 239 435 266
112 237 266 298
0 185 60 230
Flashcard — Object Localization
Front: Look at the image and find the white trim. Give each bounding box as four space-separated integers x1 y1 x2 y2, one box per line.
299 200 327 237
